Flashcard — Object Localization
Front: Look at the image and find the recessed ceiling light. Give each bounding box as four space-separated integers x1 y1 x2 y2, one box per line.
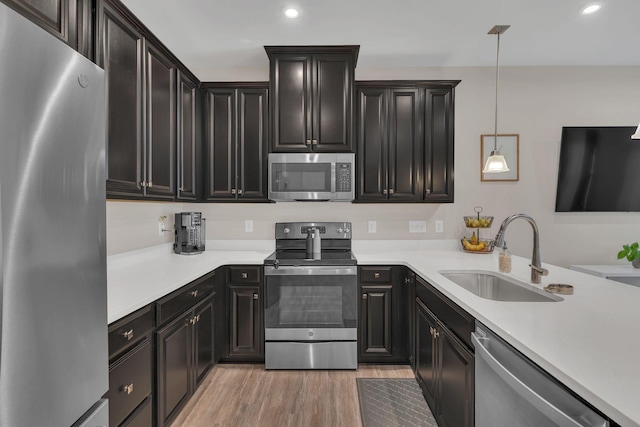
580 3 602 15
284 8 299 19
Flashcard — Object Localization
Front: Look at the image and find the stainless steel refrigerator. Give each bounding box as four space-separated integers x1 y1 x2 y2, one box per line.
0 3 109 426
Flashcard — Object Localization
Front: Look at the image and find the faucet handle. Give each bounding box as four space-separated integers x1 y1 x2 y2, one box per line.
530 264 549 276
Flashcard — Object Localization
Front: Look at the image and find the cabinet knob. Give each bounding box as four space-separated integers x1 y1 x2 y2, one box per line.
191 290 199 298
404 277 411 284
306 140 311 146
374 272 380 279
122 383 134 395
231 189 237 195
139 181 147 187
242 272 248 279
425 189 431 195
237 189 243 195
253 293 259 300
122 329 134 341
389 189 394 195
382 189 388 195
179 186 186 191
195 314 201 323
362 294 368 300
312 139 318 145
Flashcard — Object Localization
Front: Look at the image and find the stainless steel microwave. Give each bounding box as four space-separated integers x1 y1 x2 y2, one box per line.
268 153 355 202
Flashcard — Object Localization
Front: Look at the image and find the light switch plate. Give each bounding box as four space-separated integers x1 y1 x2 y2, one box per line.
409 220 427 233
245 220 253 232
368 221 377 233
435 220 444 233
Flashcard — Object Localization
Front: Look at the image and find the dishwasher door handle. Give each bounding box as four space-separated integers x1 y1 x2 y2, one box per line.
472 333 593 427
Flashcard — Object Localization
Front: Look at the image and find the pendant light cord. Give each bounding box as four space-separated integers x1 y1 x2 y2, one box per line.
494 31 501 151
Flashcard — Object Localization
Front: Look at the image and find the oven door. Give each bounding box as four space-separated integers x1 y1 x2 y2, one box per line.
264 266 357 341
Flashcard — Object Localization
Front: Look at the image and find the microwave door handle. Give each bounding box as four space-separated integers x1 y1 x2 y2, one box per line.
331 162 336 193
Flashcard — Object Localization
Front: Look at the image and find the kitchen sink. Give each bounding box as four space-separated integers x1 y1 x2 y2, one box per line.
439 270 563 302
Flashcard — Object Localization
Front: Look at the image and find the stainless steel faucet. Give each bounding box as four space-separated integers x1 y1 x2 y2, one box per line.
493 214 549 284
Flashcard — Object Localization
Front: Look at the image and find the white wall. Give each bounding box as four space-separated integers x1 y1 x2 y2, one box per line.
107 65 640 268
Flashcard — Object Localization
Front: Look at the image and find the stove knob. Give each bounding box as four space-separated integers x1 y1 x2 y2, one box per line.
337 227 343 233
344 228 350 234
283 227 290 234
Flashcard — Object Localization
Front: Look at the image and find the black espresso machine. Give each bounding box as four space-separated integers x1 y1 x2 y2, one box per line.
174 212 206 254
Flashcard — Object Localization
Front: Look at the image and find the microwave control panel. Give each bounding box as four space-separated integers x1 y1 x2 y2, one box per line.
336 163 352 192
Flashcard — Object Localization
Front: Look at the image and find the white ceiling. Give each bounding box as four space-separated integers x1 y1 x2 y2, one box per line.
121 0 640 80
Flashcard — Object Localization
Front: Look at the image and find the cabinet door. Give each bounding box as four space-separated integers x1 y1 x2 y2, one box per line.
156 310 192 427
193 296 215 387
144 42 176 198
406 270 416 371
99 3 144 197
388 88 421 201
176 72 198 200
229 285 263 358
4 0 74 46
357 87 388 201
312 54 352 152
436 327 474 427
424 87 454 202
270 55 313 152
205 89 236 199
415 298 439 411
359 285 392 359
237 87 268 200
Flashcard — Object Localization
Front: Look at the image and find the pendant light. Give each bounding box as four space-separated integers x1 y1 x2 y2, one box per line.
632 122 640 139
483 25 511 174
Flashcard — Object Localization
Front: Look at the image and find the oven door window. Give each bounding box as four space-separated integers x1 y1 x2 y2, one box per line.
265 274 357 329
271 162 332 193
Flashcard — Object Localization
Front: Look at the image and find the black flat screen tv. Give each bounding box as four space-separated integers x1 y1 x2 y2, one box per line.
555 126 640 212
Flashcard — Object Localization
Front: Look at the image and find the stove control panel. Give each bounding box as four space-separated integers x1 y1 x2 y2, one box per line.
275 222 352 240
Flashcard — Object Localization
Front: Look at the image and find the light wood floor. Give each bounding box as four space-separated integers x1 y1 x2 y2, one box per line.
170 364 415 427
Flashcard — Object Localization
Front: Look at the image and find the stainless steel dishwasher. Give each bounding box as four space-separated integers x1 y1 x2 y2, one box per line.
473 322 609 427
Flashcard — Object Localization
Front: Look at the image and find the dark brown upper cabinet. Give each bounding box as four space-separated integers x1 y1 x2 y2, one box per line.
2 0 93 57
176 71 199 201
356 81 459 203
265 46 359 153
203 83 269 202
98 0 199 200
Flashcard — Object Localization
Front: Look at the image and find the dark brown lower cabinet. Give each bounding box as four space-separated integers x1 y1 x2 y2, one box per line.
121 396 152 427
415 297 474 427
156 294 215 427
358 266 408 363
227 285 263 360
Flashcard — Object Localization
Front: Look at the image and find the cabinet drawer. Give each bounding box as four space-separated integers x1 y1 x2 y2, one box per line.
359 266 392 283
106 339 152 427
416 276 474 349
156 271 215 326
108 305 154 363
228 266 261 284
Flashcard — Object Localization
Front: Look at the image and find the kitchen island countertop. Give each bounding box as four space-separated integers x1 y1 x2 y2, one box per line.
108 240 640 426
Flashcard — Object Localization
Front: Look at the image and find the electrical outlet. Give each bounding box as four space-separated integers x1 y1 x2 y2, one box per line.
435 220 444 233
368 221 377 233
158 221 164 236
245 220 253 233
409 220 427 233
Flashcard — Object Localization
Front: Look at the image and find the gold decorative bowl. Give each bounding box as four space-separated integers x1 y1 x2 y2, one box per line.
463 216 494 228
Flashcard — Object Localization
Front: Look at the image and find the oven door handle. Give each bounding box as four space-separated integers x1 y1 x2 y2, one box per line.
264 266 357 276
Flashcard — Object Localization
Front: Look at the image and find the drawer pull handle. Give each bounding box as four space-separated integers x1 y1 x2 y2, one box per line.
122 383 134 395
191 290 199 298
122 329 134 341
374 272 380 279
242 272 248 279
253 293 259 300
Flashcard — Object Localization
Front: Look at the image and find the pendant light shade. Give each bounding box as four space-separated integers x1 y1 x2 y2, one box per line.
483 150 510 173
483 25 510 174
632 122 640 139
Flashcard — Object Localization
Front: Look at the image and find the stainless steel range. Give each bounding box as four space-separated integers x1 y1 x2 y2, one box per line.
264 222 357 369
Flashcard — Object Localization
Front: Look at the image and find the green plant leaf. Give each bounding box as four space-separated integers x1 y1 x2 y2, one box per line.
623 244 631 251
631 242 639 250
618 250 627 259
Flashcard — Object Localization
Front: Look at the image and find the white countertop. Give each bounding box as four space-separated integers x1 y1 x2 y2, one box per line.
570 264 640 278
107 241 640 426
